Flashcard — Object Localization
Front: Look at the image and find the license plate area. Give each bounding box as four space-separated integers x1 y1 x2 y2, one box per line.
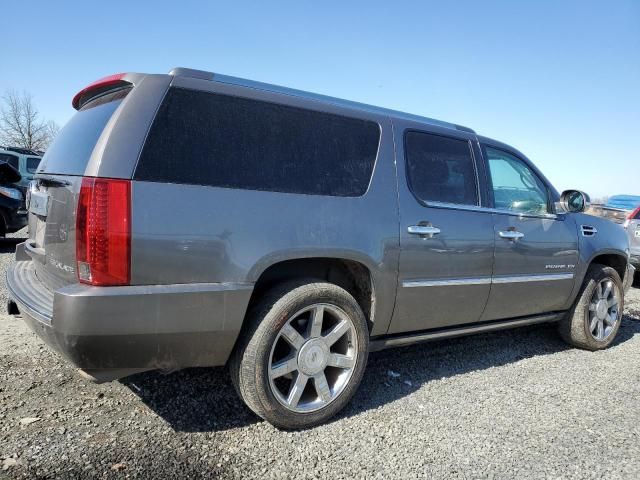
29 190 49 217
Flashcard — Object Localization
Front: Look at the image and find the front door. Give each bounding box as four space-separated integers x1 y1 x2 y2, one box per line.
480 144 579 321
389 125 495 335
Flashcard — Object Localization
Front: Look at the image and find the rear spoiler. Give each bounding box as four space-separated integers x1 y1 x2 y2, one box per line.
72 73 133 110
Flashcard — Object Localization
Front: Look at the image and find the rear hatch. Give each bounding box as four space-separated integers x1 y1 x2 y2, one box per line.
28 87 131 291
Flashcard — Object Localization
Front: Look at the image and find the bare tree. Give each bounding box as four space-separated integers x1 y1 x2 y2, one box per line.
0 90 59 151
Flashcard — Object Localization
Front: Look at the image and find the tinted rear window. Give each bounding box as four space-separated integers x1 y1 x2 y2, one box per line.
135 88 380 197
405 131 478 206
0 153 19 171
37 89 129 175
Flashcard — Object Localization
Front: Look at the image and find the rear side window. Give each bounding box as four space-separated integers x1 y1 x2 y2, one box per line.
26 157 41 173
0 153 19 171
404 131 478 206
136 88 381 197
37 88 130 175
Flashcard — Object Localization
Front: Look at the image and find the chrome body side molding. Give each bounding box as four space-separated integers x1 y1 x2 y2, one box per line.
491 273 574 284
403 277 492 288
403 272 574 288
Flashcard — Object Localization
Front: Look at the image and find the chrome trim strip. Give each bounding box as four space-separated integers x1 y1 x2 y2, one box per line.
492 273 574 284
421 200 559 220
403 277 492 288
403 272 574 288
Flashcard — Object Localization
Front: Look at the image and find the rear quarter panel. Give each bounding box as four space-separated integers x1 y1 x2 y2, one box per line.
130 79 399 335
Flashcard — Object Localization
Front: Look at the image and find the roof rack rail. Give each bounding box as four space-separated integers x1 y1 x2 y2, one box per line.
168 67 214 81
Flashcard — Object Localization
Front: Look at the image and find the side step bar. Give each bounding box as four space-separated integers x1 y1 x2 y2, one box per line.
369 313 564 352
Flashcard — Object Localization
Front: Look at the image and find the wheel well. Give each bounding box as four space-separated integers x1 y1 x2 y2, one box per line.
248 258 375 331
591 253 627 280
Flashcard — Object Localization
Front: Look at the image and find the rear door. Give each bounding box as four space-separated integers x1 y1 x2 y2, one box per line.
480 143 578 321
389 122 495 334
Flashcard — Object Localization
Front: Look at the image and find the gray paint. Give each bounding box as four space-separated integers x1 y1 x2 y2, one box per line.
7 67 634 379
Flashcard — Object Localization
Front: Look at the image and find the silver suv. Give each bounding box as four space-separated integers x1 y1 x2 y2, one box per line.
7 68 635 429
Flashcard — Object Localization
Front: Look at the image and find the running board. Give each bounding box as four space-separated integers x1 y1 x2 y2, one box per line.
369 313 564 352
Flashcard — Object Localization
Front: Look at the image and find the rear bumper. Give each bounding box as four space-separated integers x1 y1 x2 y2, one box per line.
7 254 253 381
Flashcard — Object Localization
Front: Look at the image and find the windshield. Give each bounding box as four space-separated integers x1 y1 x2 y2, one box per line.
37 88 130 176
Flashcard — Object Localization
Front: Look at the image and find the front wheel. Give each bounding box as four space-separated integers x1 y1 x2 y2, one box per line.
558 264 624 350
230 280 369 429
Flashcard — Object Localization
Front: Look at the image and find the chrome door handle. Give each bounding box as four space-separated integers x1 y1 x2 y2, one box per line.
408 225 441 237
498 230 525 240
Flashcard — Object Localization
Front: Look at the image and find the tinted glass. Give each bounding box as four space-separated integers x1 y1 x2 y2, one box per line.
405 131 478 205
0 153 19 170
26 157 41 173
485 146 549 214
136 88 380 197
37 89 130 175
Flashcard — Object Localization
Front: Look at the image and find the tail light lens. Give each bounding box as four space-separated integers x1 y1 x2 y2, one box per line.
624 207 640 229
76 178 131 286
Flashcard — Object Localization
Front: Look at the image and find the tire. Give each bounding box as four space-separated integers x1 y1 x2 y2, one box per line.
229 280 369 429
558 264 624 350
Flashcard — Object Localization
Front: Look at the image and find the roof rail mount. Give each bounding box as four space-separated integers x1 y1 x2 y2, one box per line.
168 68 214 81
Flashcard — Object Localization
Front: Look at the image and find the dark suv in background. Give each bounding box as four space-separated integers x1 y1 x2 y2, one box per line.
7 68 635 428
0 159 27 236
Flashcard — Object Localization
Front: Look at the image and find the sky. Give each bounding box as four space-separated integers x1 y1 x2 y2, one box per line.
1 0 638 198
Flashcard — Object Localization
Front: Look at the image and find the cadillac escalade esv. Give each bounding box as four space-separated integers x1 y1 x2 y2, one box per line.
7 68 635 429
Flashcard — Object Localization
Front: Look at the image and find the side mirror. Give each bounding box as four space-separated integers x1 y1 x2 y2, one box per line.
560 190 590 213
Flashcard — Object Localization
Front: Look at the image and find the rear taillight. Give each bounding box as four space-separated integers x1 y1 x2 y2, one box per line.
76 177 131 286
624 207 640 229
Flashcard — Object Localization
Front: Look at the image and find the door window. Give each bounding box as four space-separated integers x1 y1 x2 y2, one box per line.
405 131 478 206
0 153 19 171
485 146 550 215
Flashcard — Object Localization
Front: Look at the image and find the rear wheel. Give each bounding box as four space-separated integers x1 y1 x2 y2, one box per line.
230 280 369 429
558 264 623 350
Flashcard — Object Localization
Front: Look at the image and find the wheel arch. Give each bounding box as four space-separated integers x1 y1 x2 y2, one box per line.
588 250 628 281
246 256 378 333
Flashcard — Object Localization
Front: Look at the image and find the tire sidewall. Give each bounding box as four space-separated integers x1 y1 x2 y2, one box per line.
249 283 369 429
578 266 624 349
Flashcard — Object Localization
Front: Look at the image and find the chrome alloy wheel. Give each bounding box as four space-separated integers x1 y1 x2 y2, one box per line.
588 278 621 341
268 303 358 413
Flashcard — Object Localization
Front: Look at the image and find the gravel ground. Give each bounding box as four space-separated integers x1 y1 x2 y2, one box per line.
1 229 640 479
